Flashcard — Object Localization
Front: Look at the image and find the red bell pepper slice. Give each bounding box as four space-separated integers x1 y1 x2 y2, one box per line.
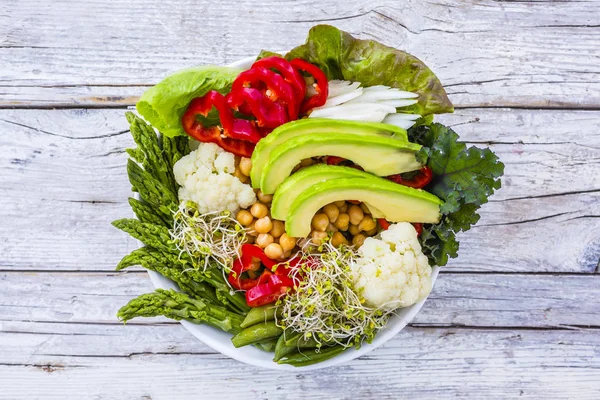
252 56 306 100
386 166 433 189
245 273 295 308
226 88 288 129
378 219 391 230
181 91 260 158
231 67 299 120
227 244 277 291
413 223 423 237
289 58 329 113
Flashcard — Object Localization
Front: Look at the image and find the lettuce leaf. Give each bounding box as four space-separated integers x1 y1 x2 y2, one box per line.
136 66 242 137
285 25 453 116
408 123 504 266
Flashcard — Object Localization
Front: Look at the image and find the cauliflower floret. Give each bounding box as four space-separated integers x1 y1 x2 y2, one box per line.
351 222 432 310
173 143 256 214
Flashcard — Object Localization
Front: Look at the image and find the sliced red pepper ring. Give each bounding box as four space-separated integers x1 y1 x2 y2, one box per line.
226 88 288 129
227 244 276 290
252 56 306 100
413 223 423 236
245 273 295 307
386 166 433 189
181 91 258 158
289 58 329 114
378 219 391 230
231 66 299 120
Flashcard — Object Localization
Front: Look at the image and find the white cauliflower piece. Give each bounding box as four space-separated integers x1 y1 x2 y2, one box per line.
173 143 256 214
351 222 432 310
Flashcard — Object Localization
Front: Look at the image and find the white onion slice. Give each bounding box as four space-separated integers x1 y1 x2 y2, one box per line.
316 88 364 108
377 99 418 108
382 114 418 129
384 113 421 121
309 103 396 122
327 80 362 98
345 91 418 105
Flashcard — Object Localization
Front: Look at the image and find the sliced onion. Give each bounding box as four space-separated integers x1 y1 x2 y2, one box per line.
377 99 418 108
382 114 418 129
384 113 421 121
346 90 418 104
316 88 363 109
327 80 362 98
309 103 396 122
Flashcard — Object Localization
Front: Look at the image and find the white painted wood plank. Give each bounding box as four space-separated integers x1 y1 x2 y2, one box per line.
0 325 598 400
0 108 597 272
0 0 599 107
1 271 598 328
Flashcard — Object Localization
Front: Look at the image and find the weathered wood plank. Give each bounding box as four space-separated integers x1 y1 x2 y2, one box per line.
0 0 599 107
0 108 597 272
0 324 598 399
1 271 598 328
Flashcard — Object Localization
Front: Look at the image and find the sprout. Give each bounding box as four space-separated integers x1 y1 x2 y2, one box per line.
278 241 395 348
170 201 246 272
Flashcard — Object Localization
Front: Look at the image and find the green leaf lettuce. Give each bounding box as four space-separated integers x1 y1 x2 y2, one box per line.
286 25 453 116
136 66 242 137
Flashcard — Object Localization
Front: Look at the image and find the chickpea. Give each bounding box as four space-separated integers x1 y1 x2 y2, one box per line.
234 168 249 183
334 200 346 208
358 215 376 232
264 243 283 260
270 220 285 238
244 235 256 244
282 250 292 259
323 203 339 223
279 233 297 251
300 158 314 167
349 224 361 236
334 213 350 231
256 233 274 248
239 157 252 176
257 190 273 204
360 202 371 214
236 209 254 227
339 203 348 213
348 205 364 226
352 234 366 247
311 230 328 244
365 227 378 236
254 216 273 234
327 223 339 233
250 202 268 219
331 231 349 247
311 213 329 232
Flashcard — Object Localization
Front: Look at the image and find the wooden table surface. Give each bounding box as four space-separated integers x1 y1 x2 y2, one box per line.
1 1 599 399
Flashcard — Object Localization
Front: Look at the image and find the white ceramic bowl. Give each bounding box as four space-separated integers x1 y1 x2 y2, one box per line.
148 55 439 370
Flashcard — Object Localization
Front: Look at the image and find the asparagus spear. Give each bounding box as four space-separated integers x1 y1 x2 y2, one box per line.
127 159 177 219
112 219 175 254
118 289 244 334
125 112 177 193
116 245 249 314
128 198 171 227
117 246 220 305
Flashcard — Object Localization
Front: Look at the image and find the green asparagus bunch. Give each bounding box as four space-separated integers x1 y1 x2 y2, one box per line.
118 289 244 334
115 244 249 314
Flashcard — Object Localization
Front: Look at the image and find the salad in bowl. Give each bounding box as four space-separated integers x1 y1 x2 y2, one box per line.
113 25 504 369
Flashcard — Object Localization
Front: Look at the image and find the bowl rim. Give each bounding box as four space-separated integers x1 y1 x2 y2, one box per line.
146 54 439 371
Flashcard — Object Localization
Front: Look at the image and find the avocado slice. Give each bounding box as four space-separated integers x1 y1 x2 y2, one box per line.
286 177 442 237
259 134 422 194
250 118 409 188
271 164 371 220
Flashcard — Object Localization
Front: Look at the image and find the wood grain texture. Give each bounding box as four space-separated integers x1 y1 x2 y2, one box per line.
1 271 598 328
1 0 600 397
1 0 599 108
1 108 597 272
0 325 598 400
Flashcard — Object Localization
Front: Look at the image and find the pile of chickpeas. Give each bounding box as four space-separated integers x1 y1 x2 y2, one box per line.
234 157 383 260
